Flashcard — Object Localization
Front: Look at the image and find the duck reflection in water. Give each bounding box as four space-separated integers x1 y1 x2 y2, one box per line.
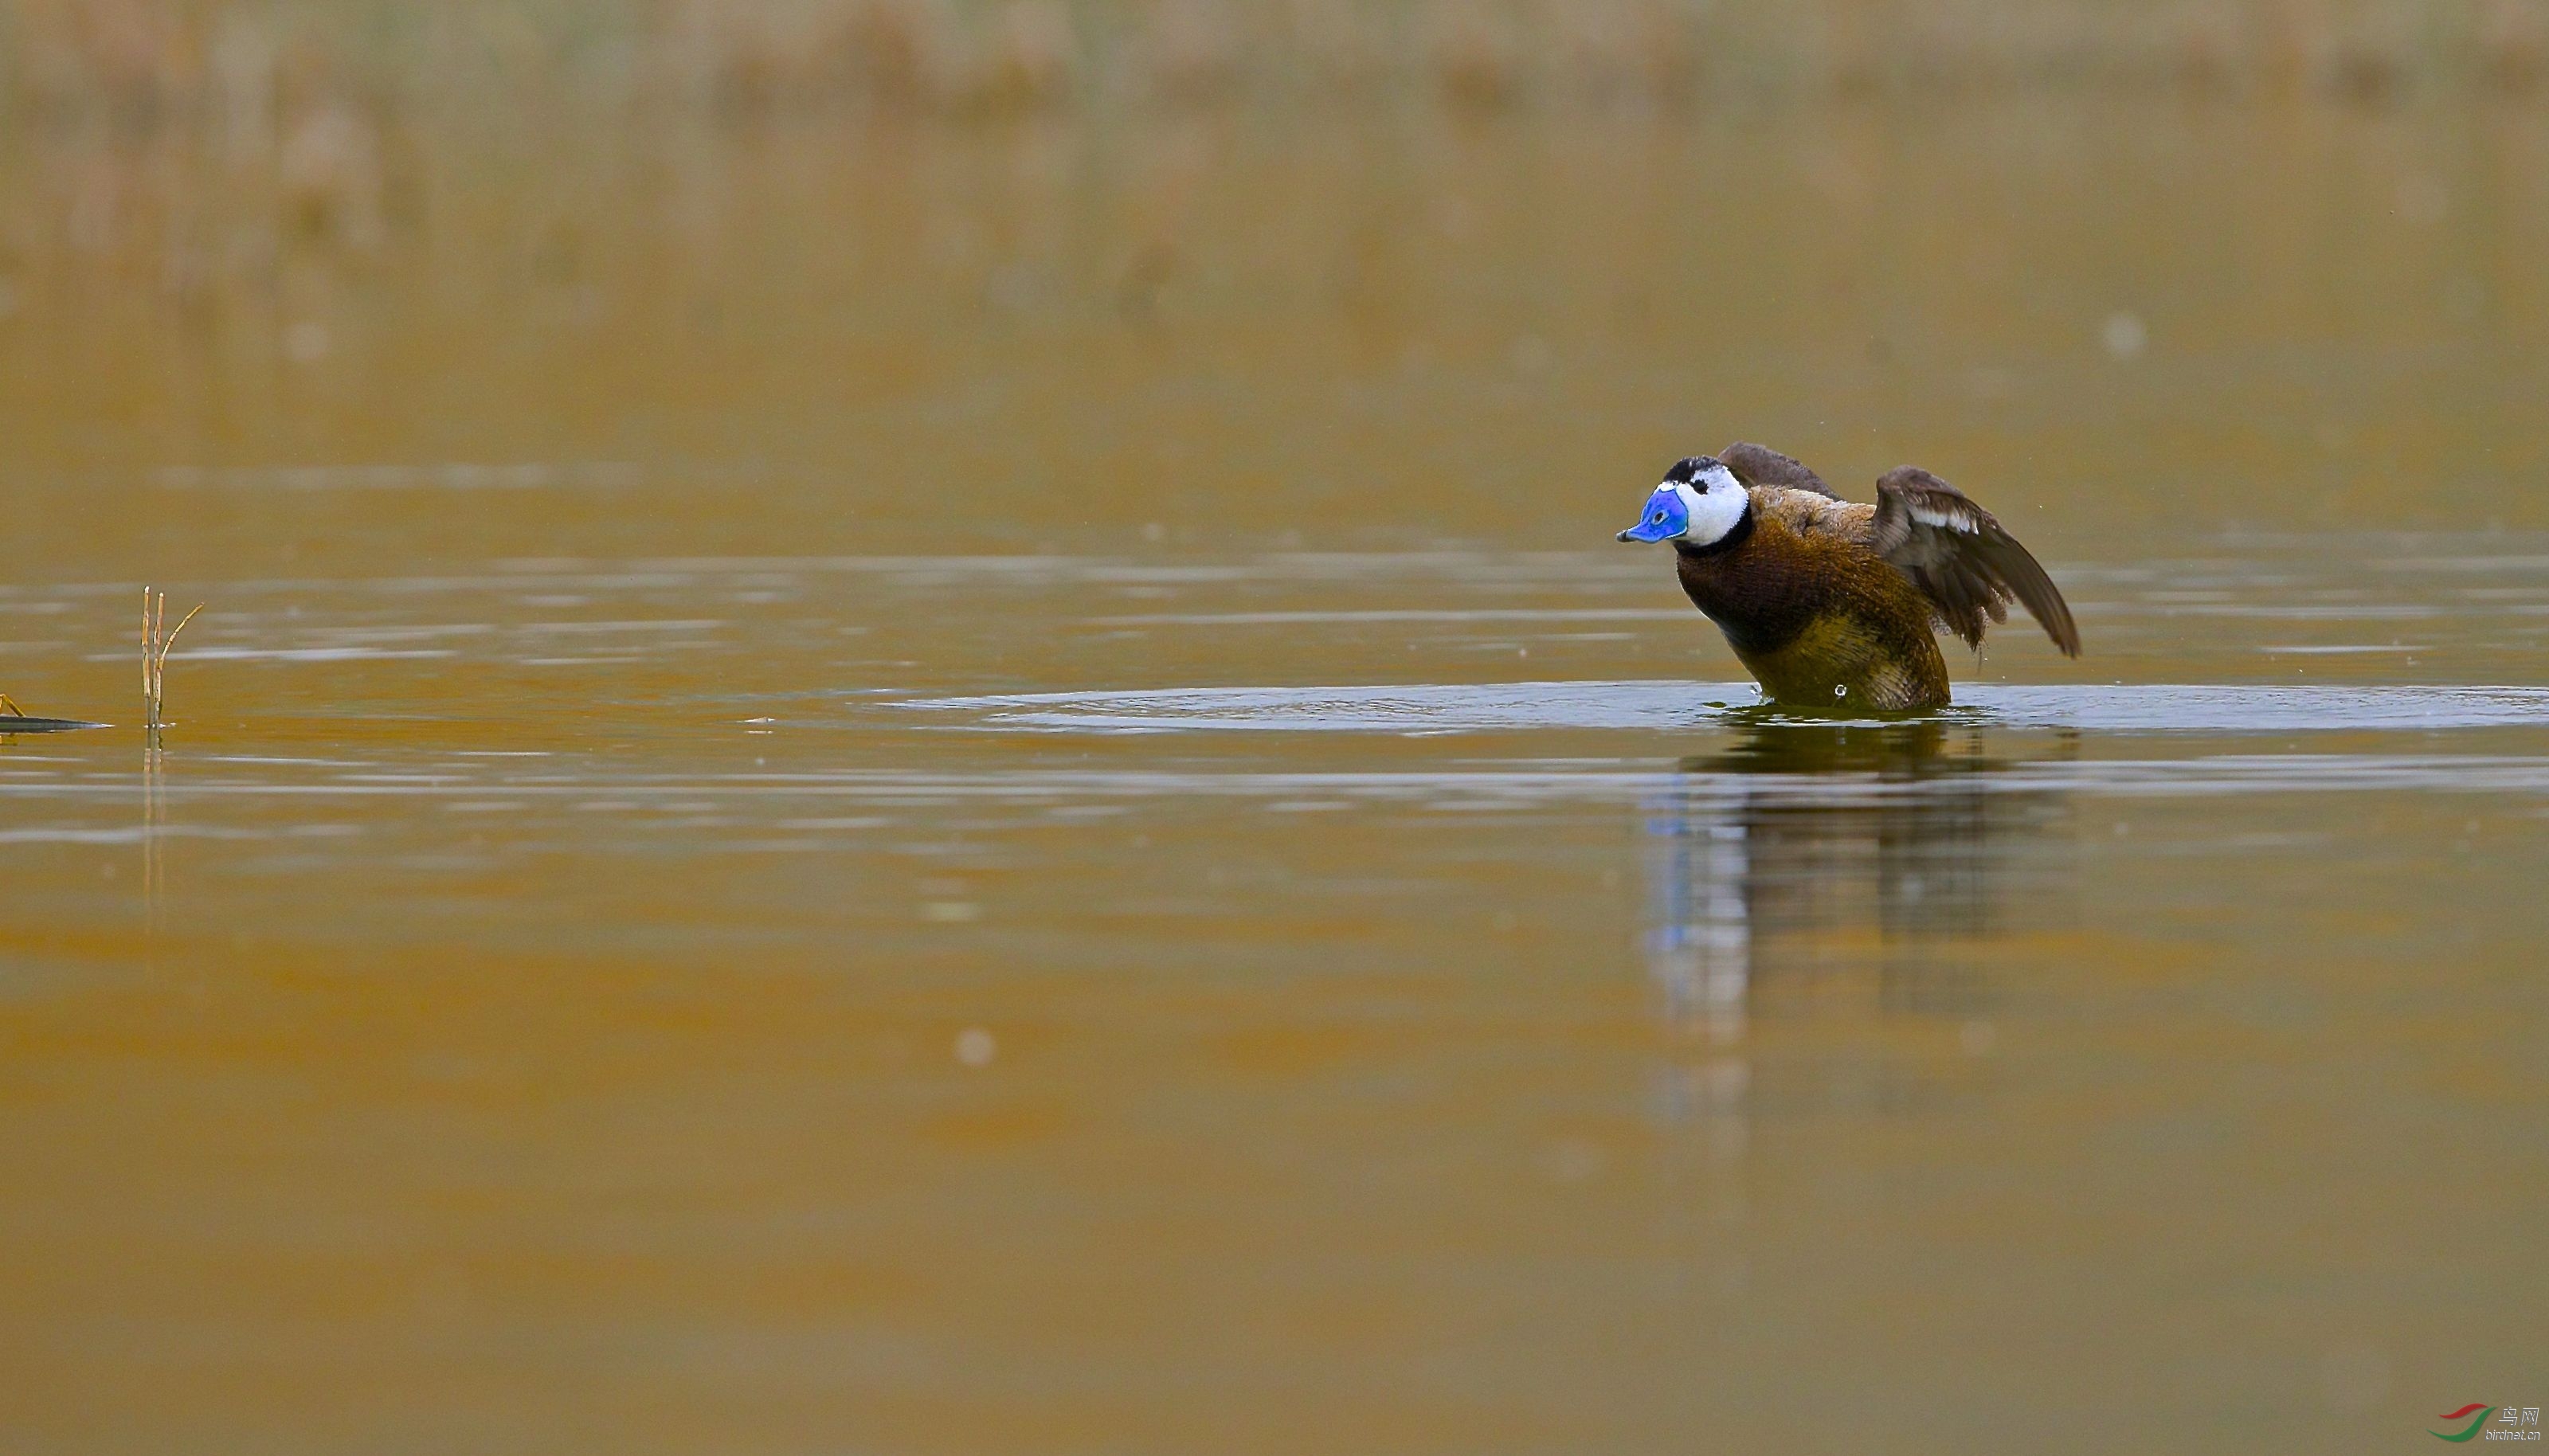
1643 717 2073 1140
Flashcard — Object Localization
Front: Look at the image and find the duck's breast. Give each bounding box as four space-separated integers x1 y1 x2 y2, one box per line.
1677 492 1949 706
1676 493 1889 654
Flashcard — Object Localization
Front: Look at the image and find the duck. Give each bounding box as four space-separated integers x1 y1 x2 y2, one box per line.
1616 442 2079 710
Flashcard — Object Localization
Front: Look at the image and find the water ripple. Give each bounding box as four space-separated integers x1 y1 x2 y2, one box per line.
897 681 2549 734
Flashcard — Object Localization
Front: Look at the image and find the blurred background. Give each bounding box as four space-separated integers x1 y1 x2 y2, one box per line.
3 0 2545 580
2 4 2547 1453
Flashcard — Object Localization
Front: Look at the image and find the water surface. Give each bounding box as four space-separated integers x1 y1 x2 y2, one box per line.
2 99 2546 1454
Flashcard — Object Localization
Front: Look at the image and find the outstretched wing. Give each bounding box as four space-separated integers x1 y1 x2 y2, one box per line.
1870 466 2081 656
1717 440 1839 499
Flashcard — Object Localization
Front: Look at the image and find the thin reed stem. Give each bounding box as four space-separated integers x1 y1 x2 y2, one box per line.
141 588 205 733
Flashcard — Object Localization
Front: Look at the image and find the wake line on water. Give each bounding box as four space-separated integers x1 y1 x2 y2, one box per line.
13 758 2549 823
896 681 2549 735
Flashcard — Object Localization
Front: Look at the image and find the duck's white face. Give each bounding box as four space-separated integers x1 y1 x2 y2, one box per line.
1615 459 1748 546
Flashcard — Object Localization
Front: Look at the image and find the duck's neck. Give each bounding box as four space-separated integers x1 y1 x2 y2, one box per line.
1673 499 1756 560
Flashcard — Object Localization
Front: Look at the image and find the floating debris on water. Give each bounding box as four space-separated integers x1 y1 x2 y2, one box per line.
0 693 106 734
0 714 110 734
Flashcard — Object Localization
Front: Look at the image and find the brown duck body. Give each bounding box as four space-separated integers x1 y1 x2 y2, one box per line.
1626 442 2081 710
1676 488 1954 710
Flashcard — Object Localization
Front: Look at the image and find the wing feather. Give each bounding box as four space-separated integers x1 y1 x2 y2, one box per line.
1717 441 1840 499
1870 466 2081 657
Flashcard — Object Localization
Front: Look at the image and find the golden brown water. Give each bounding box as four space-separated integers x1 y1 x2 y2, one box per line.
3 95 2547 1452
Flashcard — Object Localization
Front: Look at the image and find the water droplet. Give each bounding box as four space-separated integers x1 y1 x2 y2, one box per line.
284 319 332 362
2102 310 2147 358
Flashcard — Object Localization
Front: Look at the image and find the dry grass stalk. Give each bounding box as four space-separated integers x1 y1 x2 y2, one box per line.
141 587 203 732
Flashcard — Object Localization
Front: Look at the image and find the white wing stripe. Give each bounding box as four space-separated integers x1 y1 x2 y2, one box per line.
1909 505 1979 532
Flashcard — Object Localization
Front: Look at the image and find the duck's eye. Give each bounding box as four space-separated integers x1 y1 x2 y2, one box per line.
1650 511 1665 523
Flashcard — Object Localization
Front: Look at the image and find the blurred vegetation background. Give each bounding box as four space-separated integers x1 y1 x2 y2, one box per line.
8 0 2547 125
0 2 2543 576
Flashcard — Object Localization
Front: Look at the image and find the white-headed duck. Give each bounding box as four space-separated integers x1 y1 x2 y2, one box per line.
1617 442 2080 710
